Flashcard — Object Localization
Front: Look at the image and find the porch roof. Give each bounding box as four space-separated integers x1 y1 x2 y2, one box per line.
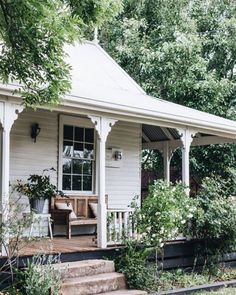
1 41 236 139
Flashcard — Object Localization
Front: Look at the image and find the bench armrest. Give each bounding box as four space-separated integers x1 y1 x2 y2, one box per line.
50 209 71 225
50 209 72 214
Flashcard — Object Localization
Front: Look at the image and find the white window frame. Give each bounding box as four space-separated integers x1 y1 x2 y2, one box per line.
58 115 96 195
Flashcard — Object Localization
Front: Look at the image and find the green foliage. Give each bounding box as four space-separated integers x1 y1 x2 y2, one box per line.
14 168 64 203
190 145 236 180
115 240 236 292
157 268 209 291
101 0 236 179
12 255 61 295
115 240 157 291
116 180 236 291
0 187 62 292
103 0 236 115
185 175 236 272
0 0 122 106
67 0 123 27
137 180 196 250
156 267 236 292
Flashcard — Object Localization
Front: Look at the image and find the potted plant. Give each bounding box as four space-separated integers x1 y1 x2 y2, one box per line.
14 168 64 213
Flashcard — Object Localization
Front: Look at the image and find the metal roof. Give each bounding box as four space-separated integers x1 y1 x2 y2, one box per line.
2 41 236 139
142 125 214 143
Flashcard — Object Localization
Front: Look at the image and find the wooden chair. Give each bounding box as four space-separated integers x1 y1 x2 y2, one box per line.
50 195 107 239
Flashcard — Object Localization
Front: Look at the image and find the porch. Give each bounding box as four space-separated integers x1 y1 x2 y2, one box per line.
18 235 110 257
1 101 236 256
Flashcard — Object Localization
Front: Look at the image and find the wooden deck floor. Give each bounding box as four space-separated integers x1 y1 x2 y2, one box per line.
16 235 107 257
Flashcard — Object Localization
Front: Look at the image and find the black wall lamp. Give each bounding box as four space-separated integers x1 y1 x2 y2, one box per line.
31 123 41 143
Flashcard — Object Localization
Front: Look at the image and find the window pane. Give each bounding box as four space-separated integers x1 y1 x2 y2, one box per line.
72 175 82 190
63 158 72 173
83 176 92 191
74 142 83 158
64 125 73 140
63 141 73 157
83 161 92 175
75 127 83 142
63 175 71 190
73 159 82 174
84 144 94 159
85 128 94 143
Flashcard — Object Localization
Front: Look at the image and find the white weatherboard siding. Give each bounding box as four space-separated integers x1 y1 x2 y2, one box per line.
9 110 142 235
106 121 142 209
10 109 58 185
10 109 58 236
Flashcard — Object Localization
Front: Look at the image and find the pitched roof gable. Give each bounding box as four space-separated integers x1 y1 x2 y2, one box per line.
65 41 145 98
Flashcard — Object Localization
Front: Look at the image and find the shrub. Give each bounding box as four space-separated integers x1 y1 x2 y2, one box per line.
116 181 196 291
137 180 196 250
115 240 157 291
185 175 236 273
12 255 61 295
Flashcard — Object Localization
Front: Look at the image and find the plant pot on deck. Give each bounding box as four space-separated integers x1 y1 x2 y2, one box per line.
30 198 45 214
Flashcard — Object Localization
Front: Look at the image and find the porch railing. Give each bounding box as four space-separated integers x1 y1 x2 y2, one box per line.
107 208 137 245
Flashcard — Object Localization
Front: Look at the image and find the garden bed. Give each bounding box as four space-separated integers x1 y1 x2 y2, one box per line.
137 267 236 294
150 279 236 294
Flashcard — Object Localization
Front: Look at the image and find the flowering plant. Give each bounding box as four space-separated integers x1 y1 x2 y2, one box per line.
136 180 196 251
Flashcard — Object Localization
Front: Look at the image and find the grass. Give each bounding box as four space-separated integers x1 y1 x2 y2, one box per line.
197 287 236 294
153 267 236 292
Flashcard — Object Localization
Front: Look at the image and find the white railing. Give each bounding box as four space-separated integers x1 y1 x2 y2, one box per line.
107 208 137 245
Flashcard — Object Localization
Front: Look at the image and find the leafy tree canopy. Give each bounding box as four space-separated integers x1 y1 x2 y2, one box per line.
101 0 236 179
0 0 122 106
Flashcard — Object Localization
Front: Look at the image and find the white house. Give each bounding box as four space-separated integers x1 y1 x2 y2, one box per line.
1 40 236 250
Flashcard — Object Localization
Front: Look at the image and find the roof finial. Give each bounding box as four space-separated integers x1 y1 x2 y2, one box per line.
93 27 99 44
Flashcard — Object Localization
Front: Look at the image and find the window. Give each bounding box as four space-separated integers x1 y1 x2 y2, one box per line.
62 124 95 192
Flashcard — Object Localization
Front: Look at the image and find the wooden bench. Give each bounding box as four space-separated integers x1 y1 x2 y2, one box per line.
50 196 107 239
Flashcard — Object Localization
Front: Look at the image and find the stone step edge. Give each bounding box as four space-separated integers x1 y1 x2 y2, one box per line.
61 272 125 286
53 259 115 278
53 259 114 270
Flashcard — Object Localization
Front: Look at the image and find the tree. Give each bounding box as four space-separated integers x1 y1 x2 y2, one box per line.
0 0 122 106
101 0 236 180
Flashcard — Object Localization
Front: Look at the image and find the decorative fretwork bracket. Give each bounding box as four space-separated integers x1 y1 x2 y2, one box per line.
0 102 24 132
176 128 197 150
88 115 117 142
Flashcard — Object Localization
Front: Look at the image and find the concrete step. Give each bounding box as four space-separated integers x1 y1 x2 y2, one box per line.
99 290 148 295
54 259 115 279
60 272 126 295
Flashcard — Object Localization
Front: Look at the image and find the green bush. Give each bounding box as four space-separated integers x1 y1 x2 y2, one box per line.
185 175 236 272
115 240 157 291
137 180 196 250
9 255 61 295
116 181 196 291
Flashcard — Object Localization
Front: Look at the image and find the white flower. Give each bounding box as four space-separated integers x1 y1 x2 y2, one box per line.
181 220 186 224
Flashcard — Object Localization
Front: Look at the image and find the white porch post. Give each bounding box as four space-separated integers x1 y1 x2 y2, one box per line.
177 129 196 195
0 102 23 255
163 142 172 183
89 116 117 248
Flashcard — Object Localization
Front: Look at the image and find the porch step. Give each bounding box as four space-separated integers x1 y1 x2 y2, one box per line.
60 272 126 295
55 259 147 295
54 259 114 279
99 290 147 295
